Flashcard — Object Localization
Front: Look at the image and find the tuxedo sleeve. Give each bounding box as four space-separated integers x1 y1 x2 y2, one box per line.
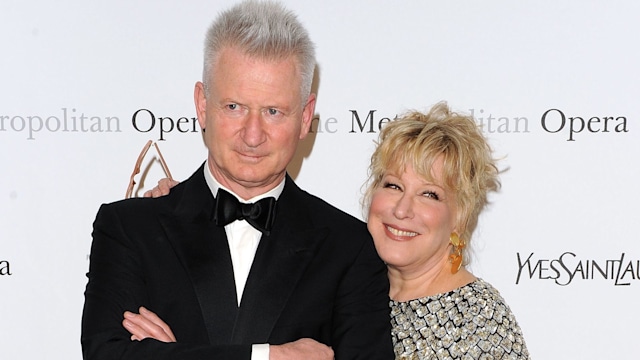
81 203 252 360
331 233 394 360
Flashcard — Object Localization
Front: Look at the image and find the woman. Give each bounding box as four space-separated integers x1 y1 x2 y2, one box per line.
364 101 529 359
130 101 530 359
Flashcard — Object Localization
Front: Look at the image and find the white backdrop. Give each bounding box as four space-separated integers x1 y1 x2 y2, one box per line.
1 1 639 359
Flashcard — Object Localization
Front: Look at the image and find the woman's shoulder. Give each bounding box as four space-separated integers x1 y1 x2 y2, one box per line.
460 278 517 315
465 278 504 300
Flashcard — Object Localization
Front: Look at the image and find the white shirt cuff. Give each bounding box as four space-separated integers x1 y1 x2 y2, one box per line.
251 343 270 360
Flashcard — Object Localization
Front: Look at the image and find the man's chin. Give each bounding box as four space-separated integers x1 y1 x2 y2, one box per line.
227 170 284 189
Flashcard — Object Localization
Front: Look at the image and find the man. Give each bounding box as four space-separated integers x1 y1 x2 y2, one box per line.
81 1 393 359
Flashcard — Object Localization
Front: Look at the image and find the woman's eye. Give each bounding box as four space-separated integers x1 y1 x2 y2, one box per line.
383 182 401 190
423 191 440 200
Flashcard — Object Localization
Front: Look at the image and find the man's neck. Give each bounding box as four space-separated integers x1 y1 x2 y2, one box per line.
204 159 286 201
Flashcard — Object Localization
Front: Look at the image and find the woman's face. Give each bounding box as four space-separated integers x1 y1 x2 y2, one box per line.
367 156 458 273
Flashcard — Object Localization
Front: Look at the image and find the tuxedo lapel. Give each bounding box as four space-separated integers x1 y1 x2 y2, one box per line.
159 165 239 345
231 176 327 343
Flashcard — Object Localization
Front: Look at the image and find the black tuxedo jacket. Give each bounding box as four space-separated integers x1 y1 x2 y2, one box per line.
82 164 393 359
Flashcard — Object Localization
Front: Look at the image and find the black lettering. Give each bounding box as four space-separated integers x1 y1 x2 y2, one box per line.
619 261 636 281
132 108 155 133
591 260 608 279
158 117 175 141
515 252 537 284
555 252 575 286
568 116 585 141
176 117 190 133
615 117 629 133
0 261 11 276
541 108 565 133
587 116 601 132
378 117 392 131
349 110 376 133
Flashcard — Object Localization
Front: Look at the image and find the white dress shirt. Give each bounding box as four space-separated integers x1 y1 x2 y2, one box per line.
203 160 284 359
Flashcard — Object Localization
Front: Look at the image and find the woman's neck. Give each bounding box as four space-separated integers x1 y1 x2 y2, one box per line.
388 259 476 302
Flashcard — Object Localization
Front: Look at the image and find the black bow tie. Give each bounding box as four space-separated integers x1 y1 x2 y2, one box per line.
213 188 277 235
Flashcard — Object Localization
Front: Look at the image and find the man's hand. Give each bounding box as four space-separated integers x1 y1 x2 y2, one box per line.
123 307 176 342
143 178 180 198
269 338 333 360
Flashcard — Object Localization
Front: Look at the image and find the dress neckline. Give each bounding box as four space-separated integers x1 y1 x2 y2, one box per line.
389 278 484 304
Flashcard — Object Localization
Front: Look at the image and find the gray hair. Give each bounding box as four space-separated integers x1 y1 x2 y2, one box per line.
202 0 316 102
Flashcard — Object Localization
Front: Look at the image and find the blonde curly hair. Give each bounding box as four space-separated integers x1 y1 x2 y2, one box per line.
363 101 500 266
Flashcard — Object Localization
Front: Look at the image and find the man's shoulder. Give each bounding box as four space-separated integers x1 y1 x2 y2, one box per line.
285 182 362 222
97 170 198 217
283 182 368 238
303 191 362 224
96 195 173 223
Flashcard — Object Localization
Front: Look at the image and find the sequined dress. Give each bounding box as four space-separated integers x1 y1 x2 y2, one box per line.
390 279 530 360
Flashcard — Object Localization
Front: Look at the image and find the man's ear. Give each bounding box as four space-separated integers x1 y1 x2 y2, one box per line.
299 93 317 139
194 81 207 131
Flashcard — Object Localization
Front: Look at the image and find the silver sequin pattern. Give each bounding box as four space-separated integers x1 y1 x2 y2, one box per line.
390 279 530 360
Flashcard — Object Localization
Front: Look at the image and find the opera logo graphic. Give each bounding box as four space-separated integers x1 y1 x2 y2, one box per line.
516 252 638 286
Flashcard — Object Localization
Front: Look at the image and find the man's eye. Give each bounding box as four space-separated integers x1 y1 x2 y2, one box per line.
227 104 238 110
267 108 279 116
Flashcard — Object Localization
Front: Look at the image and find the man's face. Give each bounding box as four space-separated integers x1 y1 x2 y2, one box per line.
195 47 315 199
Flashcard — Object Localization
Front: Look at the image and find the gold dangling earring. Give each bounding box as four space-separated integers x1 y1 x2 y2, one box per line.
449 232 465 274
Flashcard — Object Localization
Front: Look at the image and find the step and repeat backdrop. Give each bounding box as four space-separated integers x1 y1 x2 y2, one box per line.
1 1 638 359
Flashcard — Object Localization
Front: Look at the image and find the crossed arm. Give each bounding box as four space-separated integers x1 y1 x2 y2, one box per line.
123 307 332 359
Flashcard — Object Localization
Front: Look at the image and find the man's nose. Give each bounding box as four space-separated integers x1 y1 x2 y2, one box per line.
241 111 267 147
